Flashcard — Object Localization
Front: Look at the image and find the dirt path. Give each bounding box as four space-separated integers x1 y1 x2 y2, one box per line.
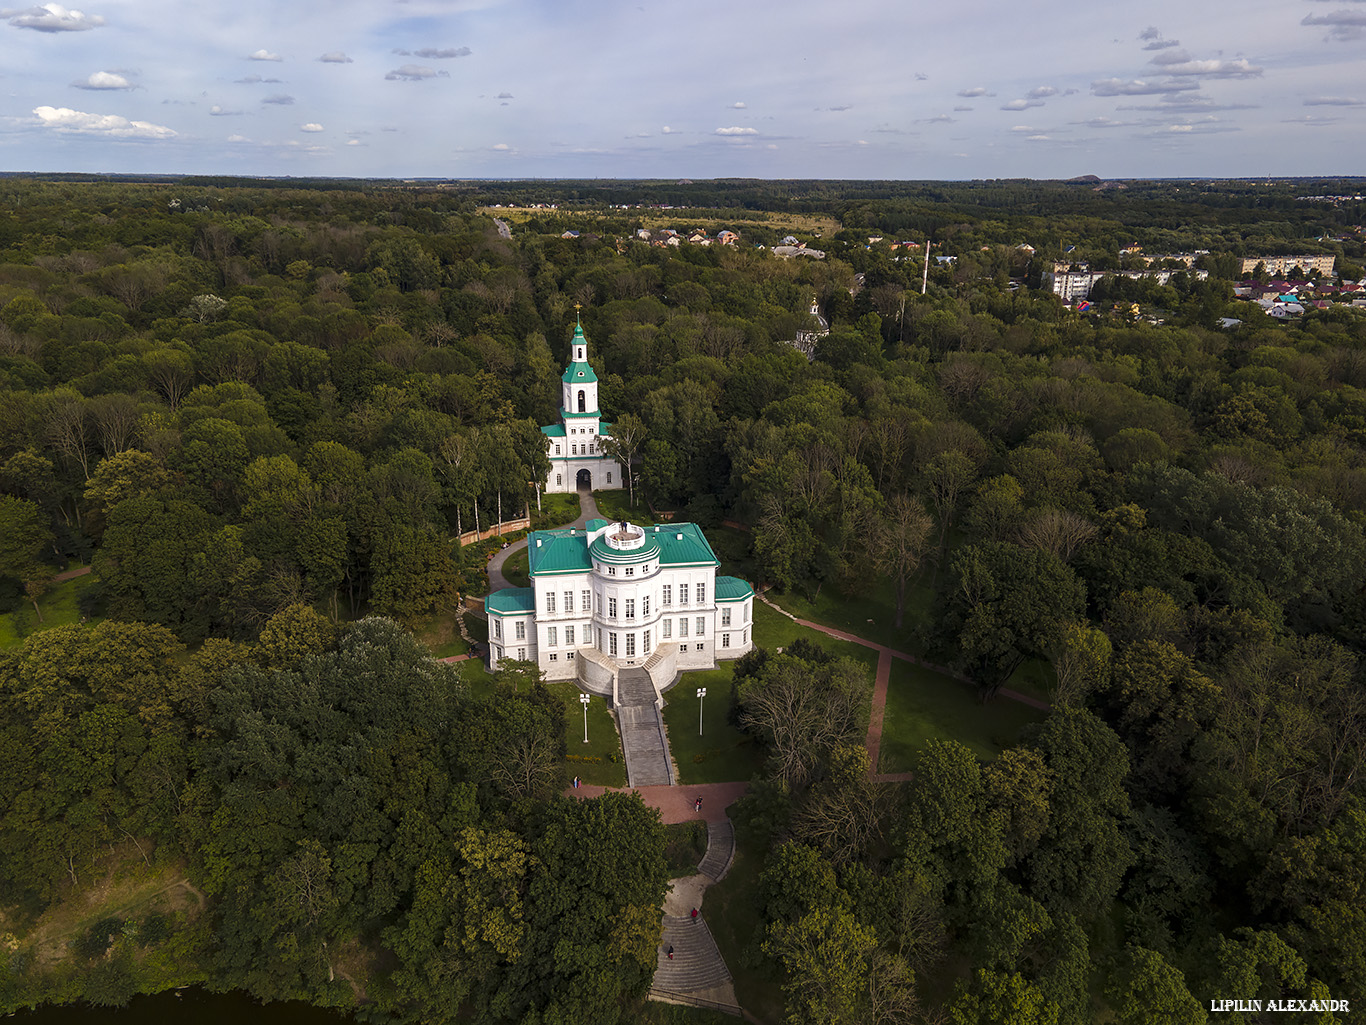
757 591 1051 781
53 564 92 583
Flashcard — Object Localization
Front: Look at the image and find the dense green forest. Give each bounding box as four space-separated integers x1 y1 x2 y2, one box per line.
0 176 1363 1023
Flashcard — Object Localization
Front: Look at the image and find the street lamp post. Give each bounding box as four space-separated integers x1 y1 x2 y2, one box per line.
696 687 707 737
580 692 590 744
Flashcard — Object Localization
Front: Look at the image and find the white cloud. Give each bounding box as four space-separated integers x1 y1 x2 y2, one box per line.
2 3 102 31
1305 95 1364 105
492 142 510 150
497 91 513 99
1149 50 1263 77
318 52 352 63
301 122 323 132
957 86 993 97
953 105 973 112
1092 77 1199 96
385 64 448 81
1027 86 1058 98
73 71 130 90
715 126 757 135
1001 98 1043 110
209 105 243 116
1168 124 1194 132
262 94 294 105
730 101 746 108
33 105 174 138
413 46 471 58
248 48 282 61
226 134 248 142
661 125 676 133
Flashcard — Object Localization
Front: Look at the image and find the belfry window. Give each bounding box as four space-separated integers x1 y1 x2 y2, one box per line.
578 390 586 412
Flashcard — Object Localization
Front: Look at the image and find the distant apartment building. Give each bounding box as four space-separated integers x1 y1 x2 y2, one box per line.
1240 255 1337 277
1043 263 1208 302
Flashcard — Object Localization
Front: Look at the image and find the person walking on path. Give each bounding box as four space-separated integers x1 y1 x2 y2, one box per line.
694 797 702 813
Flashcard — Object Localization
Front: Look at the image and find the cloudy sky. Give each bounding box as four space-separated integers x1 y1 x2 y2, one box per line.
3 0 1365 179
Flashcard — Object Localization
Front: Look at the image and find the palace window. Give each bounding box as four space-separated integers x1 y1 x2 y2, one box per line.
662 585 672 606
609 597 617 618
566 625 575 646
679 644 687 653
546 593 556 614
495 646 503 660
494 620 502 639
697 583 706 605
565 591 574 613
556 475 562 486
643 596 650 617
547 627 557 647
555 445 561 455
626 567 634 576
608 567 616 576
515 622 525 640
607 472 613 483
609 633 618 656
722 633 730 648
644 629 651 650
680 584 690 604
663 619 672 638
594 592 601 615
696 617 705 637
679 618 689 638
549 653 558 661
518 648 526 659
695 644 704 651
582 589 592 612
721 608 731 627
626 633 636 657
625 599 635 620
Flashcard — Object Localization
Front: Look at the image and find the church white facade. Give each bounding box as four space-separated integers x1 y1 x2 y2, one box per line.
486 518 755 693
541 320 625 494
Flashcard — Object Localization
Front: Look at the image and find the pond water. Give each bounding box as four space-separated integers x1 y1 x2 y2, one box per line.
9 988 353 1024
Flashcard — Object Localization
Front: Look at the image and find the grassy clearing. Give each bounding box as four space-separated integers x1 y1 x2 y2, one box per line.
662 821 708 876
591 490 655 525
877 658 1047 772
751 600 879 676
703 818 785 1024
1005 656 1055 704
634 1001 742 1025
662 668 765 785
0 572 101 650
503 548 530 588
548 681 627 787
532 491 581 528
413 611 469 659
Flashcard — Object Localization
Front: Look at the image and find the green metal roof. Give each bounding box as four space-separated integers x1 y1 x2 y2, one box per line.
527 530 594 576
562 409 601 419
525 521 722 578
486 588 535 614
715 576 755 601
562 362 598 384
541 424 567 438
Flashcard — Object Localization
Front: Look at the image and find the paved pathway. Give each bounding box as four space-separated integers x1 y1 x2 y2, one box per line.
618 668 673 787
757 591 1050 782
486 489 599 593
53 565 92 583
565 780 749 825
650 817 741 1014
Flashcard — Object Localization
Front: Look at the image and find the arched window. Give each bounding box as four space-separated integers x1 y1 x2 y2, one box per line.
578 390 586 412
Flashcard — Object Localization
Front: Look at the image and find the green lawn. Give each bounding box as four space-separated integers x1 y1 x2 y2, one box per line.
877 658 1047 772
0 572 101 650
591 489 655 525
1005 656 1055 704
662 820 708 876
751 601 879 676
662 668 766 785
547 680 627 787
532 491 581 529
503 548 530 588
633 1002 740 1025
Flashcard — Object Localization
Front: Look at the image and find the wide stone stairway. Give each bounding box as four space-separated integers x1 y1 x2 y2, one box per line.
616 668 673 787
650 818 741 1014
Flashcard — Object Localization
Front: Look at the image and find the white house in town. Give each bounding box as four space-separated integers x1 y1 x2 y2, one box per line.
486 518 755 696
541 319 624 493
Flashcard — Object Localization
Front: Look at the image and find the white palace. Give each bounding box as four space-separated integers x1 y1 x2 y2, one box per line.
540 318 624 493
486 320 756 700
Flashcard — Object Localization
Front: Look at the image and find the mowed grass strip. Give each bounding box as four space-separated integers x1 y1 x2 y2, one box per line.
0 572 101 650
877 658 1046 773
548 681 627 787
662 668 765 785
